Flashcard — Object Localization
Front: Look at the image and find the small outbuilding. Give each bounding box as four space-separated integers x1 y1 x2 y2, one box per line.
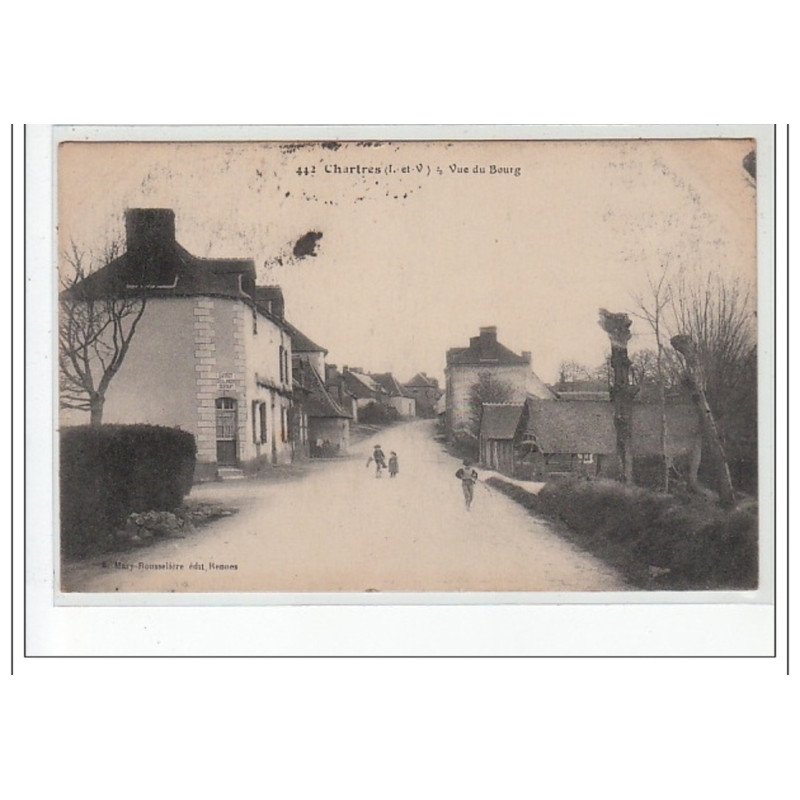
479 397 701 481
478 403 527 474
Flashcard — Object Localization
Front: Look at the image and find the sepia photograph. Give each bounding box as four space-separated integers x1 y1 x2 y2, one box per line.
55 131 764 596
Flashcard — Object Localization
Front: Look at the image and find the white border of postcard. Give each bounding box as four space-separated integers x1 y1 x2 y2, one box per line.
25 124 777 656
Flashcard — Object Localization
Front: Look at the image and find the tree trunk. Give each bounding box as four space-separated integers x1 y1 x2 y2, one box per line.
655 330 670 493
687 436 702 493
89 394 104 427
671 334 736 508
610 348 637 484
599 310 638 485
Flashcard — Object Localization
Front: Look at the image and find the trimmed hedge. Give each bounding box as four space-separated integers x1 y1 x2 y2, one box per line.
60 425 196 556
487 477 758 590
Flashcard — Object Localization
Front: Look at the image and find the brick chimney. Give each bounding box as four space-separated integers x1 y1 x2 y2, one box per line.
521 350 532 364
479 326 497 343
255 286 285 319
125 208 176 254
478 326 497 356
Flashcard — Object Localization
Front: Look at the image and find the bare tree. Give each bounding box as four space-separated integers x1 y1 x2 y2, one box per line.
467 372 514 437
664 269 756 506
598 309 638 484
59 241 147 427
668 270 756 429
670 334 737 508
557 359 610 385
632 267 674 492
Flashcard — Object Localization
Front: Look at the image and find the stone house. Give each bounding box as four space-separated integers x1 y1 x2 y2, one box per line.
292 358 351 457
340 367 388 421
402 373 443 418
285 320 351 456
324 364 359 422
444 326 553 438
63 208 295 480
370 373 416 417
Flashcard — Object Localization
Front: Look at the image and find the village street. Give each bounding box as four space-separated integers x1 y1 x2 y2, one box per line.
62 420 627 593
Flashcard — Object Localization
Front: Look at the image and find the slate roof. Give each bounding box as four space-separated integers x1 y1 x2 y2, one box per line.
66 241 258 303
525 399 699 456
255 286 285 320
342 370 384 399
405 372 439 388
63 209 296 332
551 380 610 402
446 341 529 367
556 390 611 402
283 320 328 355
480 404 525 440
295 362 350 419
370 373 404 397
554 380 609 393
445 329 554 399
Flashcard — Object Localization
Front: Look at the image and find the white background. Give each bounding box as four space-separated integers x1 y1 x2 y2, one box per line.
3 2 796 799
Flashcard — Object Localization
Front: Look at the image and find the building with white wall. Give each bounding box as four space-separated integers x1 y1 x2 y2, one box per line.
444 326 554 438
64 208 295 479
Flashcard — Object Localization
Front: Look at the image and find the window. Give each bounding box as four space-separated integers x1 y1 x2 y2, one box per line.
252 306 258 335
259 402 268 444
281 407 288 442
279 345 285 383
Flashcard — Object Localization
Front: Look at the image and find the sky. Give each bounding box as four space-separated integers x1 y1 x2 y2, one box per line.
58 138 757 385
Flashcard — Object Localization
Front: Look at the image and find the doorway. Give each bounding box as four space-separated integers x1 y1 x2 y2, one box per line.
215 397 238 465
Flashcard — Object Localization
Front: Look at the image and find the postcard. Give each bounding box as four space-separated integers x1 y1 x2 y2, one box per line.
40 127 772 613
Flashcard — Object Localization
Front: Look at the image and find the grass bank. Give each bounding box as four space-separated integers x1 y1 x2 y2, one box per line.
486 477 758 591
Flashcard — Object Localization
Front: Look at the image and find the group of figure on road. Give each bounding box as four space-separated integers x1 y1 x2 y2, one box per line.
367 443 480 511
366 444 399 479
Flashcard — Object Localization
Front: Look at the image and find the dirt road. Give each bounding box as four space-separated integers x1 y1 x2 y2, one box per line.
62 420 626 593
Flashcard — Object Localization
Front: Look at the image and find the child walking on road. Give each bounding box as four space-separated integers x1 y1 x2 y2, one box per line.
455 460 479 510
388 451 399 478
366 444 388 478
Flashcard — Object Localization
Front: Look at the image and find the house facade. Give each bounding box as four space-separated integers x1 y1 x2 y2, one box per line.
370 373 416 418
286 322 351 456
292 358 351 457
340 367 387 421
64 208 295 479
324 364 359 421
402 373 443 418
444 326 554 438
